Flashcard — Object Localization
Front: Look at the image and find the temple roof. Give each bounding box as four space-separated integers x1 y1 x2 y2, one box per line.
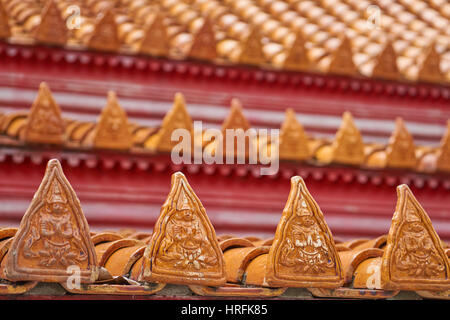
1 0 449 84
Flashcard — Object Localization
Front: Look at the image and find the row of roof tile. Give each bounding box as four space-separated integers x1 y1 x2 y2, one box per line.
1 82 450 174
0 0 449 83
0 158 449 299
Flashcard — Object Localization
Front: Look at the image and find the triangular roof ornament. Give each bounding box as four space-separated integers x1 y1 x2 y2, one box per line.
238 28 265 66
283 31 310 71
266 176 344 288
150 92 194 153
87 9 120 52
0 2 11 39
279 109 310 161
330 111 365 165
328 36 358 76
141 172 226 286
381 184 450 290
372 40 400 81
139 10 170 57
418 44 445 83
437 120 450 172
34 0 68 46
5 159 99 283
386 117 417 169
23 82 65 145
188 17 217 61
93 91 133 150
222 98 251 132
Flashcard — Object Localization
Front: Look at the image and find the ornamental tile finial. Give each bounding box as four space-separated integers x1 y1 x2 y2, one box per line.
266 176 344 288
418 44 445 83
5 159 98 283
142 172 226 286
283 31 310 72
372 40 400 81
381 184 450 290
238 28 265 66
328 36 358 76
386 117 417 169
87 9 120 52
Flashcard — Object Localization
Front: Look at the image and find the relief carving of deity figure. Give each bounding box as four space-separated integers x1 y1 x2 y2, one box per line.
157 190 217 270
394 204 445 278
23 181 87 267
279 199 335 274
29 98 63 135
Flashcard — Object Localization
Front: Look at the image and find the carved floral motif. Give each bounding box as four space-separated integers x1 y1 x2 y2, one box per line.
142 172 226 286
381 185 450 290
5 159 98 283
139 11 170 56
87 10 120 52
93 91 133 150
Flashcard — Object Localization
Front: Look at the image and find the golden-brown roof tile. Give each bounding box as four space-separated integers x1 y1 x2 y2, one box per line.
141 172 226 286
279 108 310 161
386 117 417 169
87 9 121 52
5 159 99 283
33 0 68 46
266 176 344 288
381 184 450 291
437 120 450 172
93 91 133 151
22 82 66 145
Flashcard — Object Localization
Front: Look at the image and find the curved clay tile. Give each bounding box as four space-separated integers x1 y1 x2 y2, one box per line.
219 237 254 251
188 18 217 61
343 238 371 249
33 0 68 46
1 112 27 138
372 40 401 81
279 108 310 161
437 120 450 172
224 246 269 283
87 9 121 52
141 172 226 286
328 36 358 77
381 184 450 291
418 44 445 83
238 28 266 66
253 238 274 247
266 176 344 288
0 2 10 39
330 111 365 165
352 256 383 289
386 118 417 169
93 91 133 151
139 11 170 57
145 92 193 153
283 31 311 71
5 159 99 283
244 252 269 286
22 82 65 145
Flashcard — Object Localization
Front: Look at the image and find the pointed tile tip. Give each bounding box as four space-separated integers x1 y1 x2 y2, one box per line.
174 92 185 103
231 98 242 110
39 82 49 90
172 171 186 179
